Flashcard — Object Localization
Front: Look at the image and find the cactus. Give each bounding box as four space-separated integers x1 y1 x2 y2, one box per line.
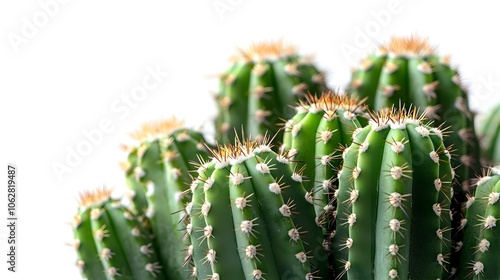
280 91 367 238
214 40 328 144
478 104 500 164
347 36 481 271
72 187 163 279
120 118 211 279
458 166 500 279
187 136 330 280
332 107 454 279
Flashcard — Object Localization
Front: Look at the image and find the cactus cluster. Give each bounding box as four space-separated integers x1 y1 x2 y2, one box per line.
70 37 500 279
214 40 328 144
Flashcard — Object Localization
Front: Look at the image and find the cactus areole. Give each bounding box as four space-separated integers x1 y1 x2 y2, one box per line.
214 40 328 144
187 136 330 280
333 108 454 279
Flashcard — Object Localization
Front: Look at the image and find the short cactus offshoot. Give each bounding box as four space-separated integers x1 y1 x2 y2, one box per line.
120 118 211 279
333 107 454 279
214 40 328 144
281 91 367 237
187 136 329 280
72 187 163 279
458 166 500 279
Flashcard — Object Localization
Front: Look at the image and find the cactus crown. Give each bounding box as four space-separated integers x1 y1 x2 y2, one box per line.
129 117 185 142
295 91 367 116
379 35 436 57
235 40 297 62
77 187 113 209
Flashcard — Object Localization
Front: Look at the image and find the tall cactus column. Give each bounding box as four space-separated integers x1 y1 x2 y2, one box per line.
280 91 367 239
214 40 328 143
120 118 211 279
187 137 330 280
347 36 481 272
333 108 454 279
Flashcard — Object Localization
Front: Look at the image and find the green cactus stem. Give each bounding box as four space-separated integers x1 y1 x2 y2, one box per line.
332 107 454 279
187 136 330 280
280 91 367 239
214 40 328 144
458 166 500 279
120 118 211 279
347 36 481 272
478 104 500 164
72 187 163 279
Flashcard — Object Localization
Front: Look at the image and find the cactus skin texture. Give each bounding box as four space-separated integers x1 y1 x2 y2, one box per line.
281 91 367 238
478 104 500 164
214 40 328 144
458 166 500 279
187 136 330 280
121 118 211 279
347 36 481 271
72 188 163 279
332 108 454 279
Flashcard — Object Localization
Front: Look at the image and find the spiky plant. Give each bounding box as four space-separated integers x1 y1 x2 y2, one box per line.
332 107 454 279
120 118 211 279
347 36 481 270
280 91 367 239
214 40 328 144
477 104 500 164
458 166 500 279
186 135 330 280
72 187 163 279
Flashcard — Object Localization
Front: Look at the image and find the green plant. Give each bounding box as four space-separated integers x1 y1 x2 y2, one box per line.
332 108 453 279
458 166 500 279
478 104 500 164
187 136 330 279
214 40 328 144
347 36 481 271
72 188 163 279
120 118 211 279
280 91 367 238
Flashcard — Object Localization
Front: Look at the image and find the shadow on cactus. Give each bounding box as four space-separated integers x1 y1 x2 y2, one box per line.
214 40 329 144
332 107 454 279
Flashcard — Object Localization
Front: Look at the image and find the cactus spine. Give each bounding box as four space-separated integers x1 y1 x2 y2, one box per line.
458 166 500 279
281 91 367 237
121 118 211 279
187 136 329 280
72 188 163 279
214 40 328 144
332 108 453 279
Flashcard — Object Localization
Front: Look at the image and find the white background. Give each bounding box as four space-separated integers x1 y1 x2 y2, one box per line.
1 0 499 278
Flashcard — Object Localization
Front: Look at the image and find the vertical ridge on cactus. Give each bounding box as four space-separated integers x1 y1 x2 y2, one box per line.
458 166 500 279
120 118 211 279
188 135 329 280
214 40 329 144
72 187 163 279
332 107 453 279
